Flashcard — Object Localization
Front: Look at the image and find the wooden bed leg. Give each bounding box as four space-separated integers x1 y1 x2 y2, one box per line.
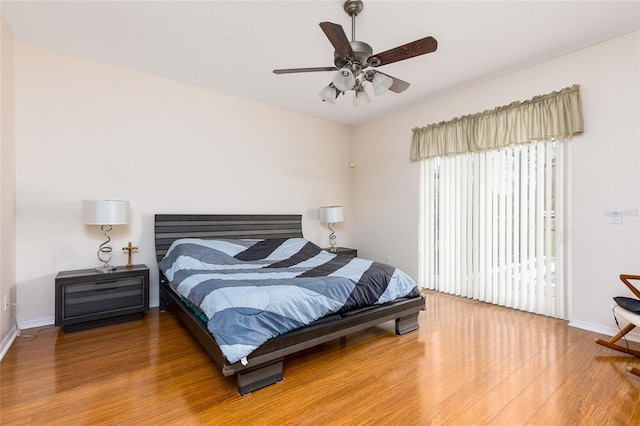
395 312 420 335
159 297 167 312
236 358 284 395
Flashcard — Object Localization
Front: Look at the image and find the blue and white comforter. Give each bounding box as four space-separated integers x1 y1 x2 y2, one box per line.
159 237 420 364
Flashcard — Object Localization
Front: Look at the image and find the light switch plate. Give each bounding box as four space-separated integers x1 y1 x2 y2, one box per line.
610 211 623 224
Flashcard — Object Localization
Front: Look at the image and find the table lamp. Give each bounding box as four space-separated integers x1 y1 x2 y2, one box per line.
320 206 344 252
83 200 129 273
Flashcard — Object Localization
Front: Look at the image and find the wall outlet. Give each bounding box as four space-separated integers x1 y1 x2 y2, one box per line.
385 256 391 264
3 295 8 311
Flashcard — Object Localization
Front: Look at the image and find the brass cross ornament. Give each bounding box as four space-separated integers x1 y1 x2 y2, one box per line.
122 241 138 267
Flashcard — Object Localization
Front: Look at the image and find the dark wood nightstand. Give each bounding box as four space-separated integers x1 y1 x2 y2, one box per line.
324 247 357 258
55 264 149 332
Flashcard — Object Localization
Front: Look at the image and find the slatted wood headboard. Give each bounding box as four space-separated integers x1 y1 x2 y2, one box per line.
154 214 303 262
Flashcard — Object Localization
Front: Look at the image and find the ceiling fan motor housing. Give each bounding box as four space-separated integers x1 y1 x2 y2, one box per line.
333 40 374 69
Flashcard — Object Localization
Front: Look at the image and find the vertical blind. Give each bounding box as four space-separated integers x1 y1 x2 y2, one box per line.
419 139 567 318
413 85 583 319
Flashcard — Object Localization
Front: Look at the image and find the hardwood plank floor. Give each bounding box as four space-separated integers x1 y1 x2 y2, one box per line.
1 291 639 425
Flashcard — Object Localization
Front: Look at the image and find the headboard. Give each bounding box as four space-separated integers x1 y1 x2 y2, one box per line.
154 214 303 262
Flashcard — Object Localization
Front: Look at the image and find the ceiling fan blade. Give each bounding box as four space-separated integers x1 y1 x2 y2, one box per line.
273 67 338 74
319 22 354 58
373 71 410 93
370 36 437 67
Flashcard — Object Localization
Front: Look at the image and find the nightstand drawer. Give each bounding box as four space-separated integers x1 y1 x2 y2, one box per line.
62 277 145 318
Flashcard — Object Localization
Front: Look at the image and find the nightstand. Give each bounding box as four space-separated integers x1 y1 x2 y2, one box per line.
324 247 358 258
55 264 149 332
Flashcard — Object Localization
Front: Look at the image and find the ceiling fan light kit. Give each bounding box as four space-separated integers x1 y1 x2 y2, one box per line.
318 84 338 104
353 87 371 106
333 68 356 92
273 0 438 106
372 73 393 96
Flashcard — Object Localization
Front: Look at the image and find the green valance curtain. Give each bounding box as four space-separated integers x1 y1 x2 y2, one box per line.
410 84 584 160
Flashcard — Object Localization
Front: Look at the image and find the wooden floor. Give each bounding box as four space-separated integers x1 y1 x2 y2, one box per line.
2 291 639 425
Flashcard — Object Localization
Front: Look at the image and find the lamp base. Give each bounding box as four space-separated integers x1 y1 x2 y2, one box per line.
95 264 117 273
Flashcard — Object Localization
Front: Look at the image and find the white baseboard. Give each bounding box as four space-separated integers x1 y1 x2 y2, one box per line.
569 319 640 343
0 325 17 362
18 316 55 330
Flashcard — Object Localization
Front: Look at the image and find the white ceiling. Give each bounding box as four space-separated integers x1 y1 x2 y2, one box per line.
2 1 639 126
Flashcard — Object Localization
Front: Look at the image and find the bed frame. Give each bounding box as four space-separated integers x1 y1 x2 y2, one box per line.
155 214 426 395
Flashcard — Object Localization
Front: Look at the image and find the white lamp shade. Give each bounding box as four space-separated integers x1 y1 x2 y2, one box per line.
332 68 355 92
353 89 371 106
320 206 344 223
83 200 129 225
318 84 336 103
372 73 393 96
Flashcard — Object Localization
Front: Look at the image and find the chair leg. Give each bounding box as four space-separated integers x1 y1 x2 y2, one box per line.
629 367 640 377
595 323 640 358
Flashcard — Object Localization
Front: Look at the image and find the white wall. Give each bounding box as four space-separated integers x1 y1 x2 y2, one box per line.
0 14 17 352
10 29 640 338
352 31 640 334
14 44 353 326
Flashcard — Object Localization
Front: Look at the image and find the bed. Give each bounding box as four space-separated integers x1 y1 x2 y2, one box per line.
155 214 425 395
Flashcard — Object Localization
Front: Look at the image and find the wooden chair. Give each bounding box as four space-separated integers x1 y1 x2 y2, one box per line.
596 274 640 377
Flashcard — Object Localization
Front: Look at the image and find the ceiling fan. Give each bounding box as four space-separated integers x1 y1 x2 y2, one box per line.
273 0 438 106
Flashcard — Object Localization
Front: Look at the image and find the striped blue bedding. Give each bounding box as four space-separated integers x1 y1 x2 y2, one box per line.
159 237 420 364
